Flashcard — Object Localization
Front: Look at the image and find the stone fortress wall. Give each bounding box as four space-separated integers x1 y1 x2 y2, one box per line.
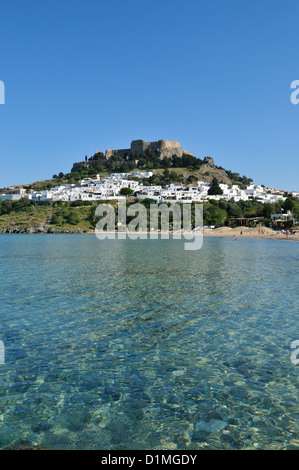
105 139 193 160
105 148 130 159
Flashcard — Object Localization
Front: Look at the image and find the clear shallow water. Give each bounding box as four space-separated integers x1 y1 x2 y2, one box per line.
0 234 298 450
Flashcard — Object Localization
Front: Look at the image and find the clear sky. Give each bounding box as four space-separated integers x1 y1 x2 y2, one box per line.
0 0 298 190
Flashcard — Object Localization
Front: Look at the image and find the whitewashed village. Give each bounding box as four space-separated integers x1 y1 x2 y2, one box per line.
1 171 298 226
1 170 298 204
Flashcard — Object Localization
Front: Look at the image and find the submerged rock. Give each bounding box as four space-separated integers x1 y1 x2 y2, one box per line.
195 419 228 433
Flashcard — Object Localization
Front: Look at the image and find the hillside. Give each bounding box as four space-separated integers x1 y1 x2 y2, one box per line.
69 139 253 188
52 151 253 190
0 200 97 233
2 143 254 192
2 142 298 234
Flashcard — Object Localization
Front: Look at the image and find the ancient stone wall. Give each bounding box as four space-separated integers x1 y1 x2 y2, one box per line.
130 139 183 153
102 139 193 162
130 140 147 153
105 148 130 159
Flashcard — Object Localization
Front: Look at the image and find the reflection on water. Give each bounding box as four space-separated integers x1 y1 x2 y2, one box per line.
0 235 298 449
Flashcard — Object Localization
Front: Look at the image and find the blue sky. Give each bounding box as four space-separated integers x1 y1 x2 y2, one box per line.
0 0 298 190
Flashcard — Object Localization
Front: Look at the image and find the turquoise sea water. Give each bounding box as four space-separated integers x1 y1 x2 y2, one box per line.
0 234 298 450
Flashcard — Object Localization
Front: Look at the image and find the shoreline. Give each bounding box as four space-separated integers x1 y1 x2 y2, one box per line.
0 227 298 241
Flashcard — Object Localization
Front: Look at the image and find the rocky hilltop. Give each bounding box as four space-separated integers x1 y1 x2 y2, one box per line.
72 139 194 172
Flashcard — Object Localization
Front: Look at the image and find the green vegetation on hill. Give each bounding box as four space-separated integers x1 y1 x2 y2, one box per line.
0 199 97 232
71 150 203 174
61 149 253 189
1 195 298 232
204 195 299 227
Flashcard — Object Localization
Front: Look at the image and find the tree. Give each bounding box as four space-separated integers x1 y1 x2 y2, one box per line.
227 202 242 218
213 209 227 225
65 211 80 225
283 197 297 212
50 214 60 225
208 177 223 196
293 205 299 222
119 187 134 196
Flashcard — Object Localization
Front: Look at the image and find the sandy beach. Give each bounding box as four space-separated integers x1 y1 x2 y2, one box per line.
202 226 299 241
93 227 299 242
